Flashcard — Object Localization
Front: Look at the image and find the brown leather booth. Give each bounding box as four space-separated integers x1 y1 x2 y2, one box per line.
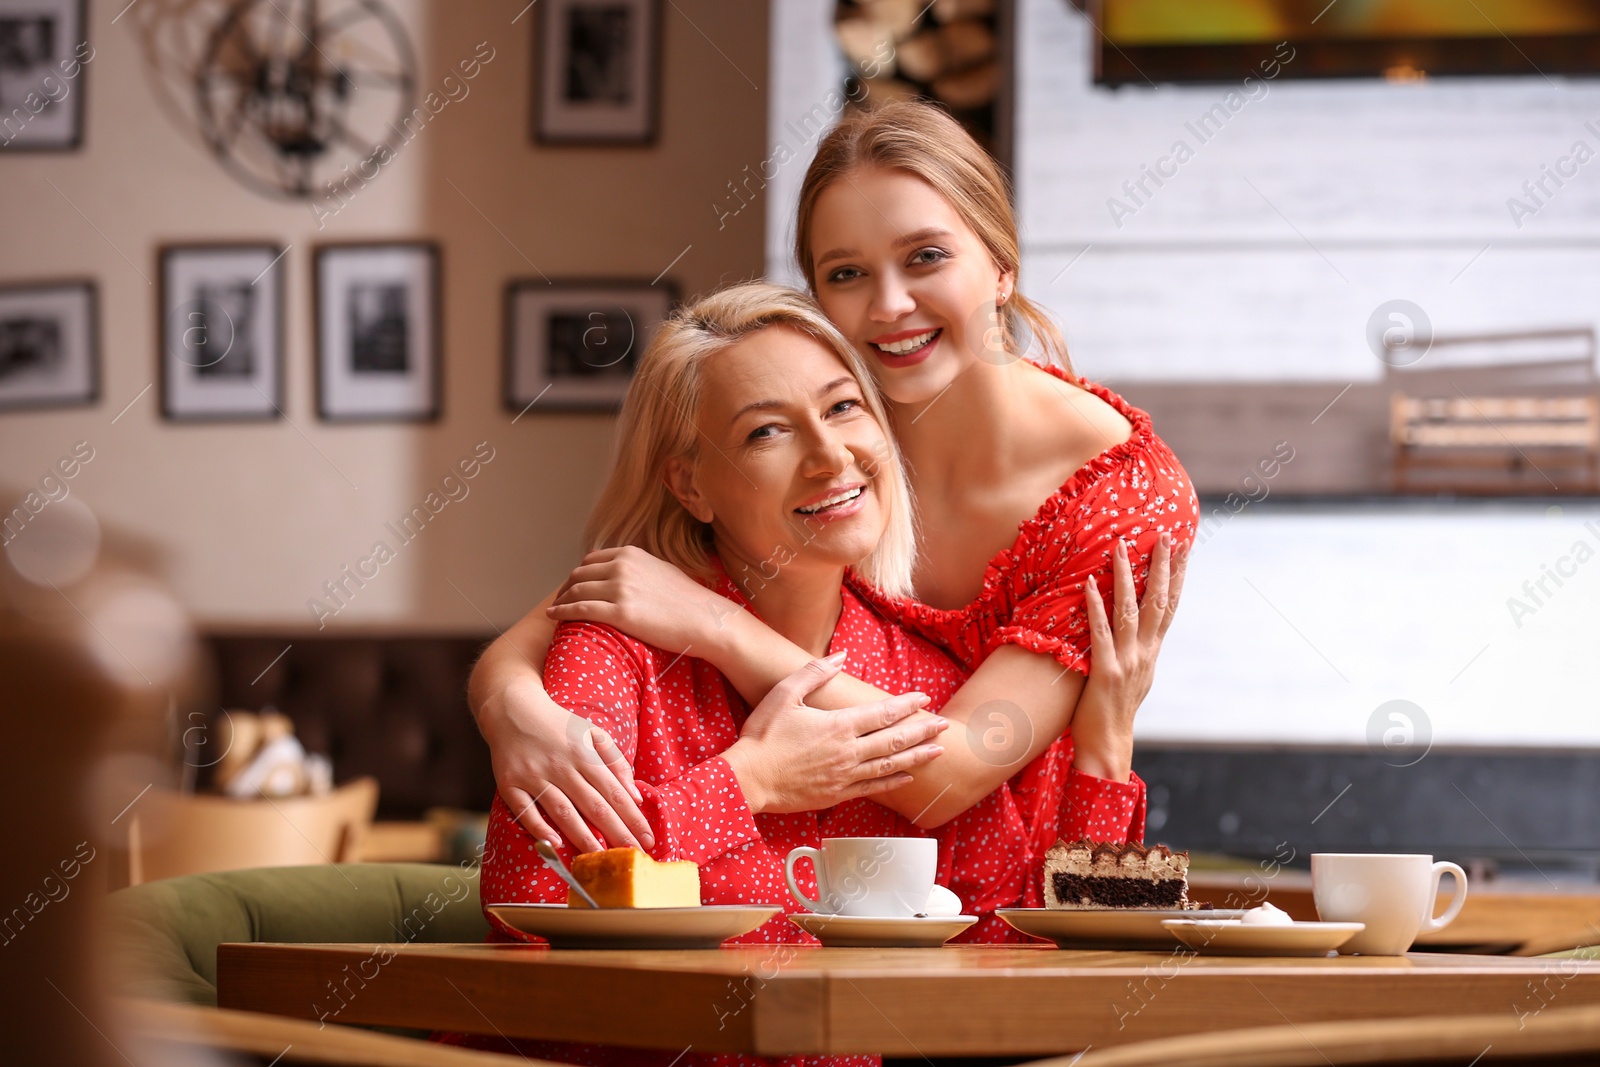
205 635 496 820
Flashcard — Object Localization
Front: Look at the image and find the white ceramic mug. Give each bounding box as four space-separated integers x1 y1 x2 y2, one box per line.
784 837 940 917
1312 853 1468 955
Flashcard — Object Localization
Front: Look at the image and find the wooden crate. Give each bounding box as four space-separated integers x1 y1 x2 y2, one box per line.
1391 393 1600 493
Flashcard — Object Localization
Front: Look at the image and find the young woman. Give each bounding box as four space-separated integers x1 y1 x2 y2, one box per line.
468 101 1196 911
457 282 1109 1066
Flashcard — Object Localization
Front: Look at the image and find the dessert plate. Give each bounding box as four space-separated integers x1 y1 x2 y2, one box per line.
1162 918 1365 957
996 908 1247 948
788 913 978 947
486 903 781 949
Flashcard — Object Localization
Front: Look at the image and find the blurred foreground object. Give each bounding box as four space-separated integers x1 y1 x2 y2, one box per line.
117 999 536 1066
0 505 199 1063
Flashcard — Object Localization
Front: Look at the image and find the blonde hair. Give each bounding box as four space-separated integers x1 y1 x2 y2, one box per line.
795 99 1074 375
585 282 918 598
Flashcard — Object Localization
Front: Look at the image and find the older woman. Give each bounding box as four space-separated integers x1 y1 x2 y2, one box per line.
457 282 1170 1067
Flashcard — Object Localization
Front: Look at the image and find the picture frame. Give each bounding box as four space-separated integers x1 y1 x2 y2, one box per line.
533 0 661 145
315 242 440 423
0 0 88 152
0 279 96 412
504 279 676 414
159 243 285 422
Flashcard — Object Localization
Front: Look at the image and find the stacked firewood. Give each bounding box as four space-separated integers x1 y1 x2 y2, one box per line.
834 0 1004 155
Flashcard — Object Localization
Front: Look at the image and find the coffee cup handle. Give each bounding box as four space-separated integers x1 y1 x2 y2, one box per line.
785 847 828 913
1420 860 1468 934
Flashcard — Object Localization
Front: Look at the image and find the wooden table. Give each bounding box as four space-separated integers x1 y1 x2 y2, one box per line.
218 942 1600 1056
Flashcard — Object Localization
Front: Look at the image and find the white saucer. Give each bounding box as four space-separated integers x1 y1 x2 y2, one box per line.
787 912 978 947
996 908 1247 948
1162 918 1366 957
486 903 781 949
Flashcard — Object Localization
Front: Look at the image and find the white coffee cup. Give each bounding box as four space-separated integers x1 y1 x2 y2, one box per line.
1312 853 1468 955
785 837 948 917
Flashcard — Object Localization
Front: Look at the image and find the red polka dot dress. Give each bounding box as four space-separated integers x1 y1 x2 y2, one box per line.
465 571 1010 1067
848 372 1200 913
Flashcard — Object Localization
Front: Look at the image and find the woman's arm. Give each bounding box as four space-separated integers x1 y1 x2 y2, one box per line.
469 586 951 850
481 632 948 940
709 633 1106 828
468 588 657 854
548 538 1186 829
467 585 656 851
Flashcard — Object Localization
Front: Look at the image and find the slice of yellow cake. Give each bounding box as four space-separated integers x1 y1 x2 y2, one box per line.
567 847 700 908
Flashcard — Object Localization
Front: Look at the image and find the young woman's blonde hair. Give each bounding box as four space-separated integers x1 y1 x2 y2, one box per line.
584 282 918 598
794 99 1074 376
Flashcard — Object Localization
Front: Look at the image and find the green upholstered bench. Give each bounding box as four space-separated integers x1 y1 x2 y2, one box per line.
105 863 489 1007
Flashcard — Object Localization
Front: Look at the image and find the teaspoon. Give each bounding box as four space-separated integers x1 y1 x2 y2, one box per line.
535 838 600 909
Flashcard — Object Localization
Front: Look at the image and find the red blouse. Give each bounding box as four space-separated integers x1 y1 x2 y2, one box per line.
848 372 1200 907
478 576 969 944
468 576 965 1067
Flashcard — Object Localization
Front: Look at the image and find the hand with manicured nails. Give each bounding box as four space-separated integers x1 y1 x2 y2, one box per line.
721 653 949 815
483 677 655 855
546 546 742 656
1069 532 1189 782
487 545 735 854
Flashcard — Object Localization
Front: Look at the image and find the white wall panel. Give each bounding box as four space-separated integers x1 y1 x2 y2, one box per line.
1017 0 1600 380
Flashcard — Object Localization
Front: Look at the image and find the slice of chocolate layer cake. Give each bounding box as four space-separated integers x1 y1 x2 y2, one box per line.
1042 839 1197 910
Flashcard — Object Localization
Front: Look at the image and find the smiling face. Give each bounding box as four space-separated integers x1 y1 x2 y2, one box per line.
664 325 892 586
808 165 1014 406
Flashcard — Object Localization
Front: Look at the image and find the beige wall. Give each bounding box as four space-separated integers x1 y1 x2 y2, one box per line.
0 0 769 632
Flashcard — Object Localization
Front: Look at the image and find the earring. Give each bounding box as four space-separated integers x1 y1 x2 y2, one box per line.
998 289 1011 306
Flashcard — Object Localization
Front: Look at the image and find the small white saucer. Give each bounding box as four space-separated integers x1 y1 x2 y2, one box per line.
1162 918 1365 957
788 912 978 947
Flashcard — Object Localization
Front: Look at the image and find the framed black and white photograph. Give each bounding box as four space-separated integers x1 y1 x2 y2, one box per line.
0 280 96 412
534 0 660 145
0 0 88 152
315 242 440 422
160 244 285 422
504 279 675 414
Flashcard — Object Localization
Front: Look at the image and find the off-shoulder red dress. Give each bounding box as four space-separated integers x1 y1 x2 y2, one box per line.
847 371 1200 908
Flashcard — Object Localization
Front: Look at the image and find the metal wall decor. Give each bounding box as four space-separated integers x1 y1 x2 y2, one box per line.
195 0 417 198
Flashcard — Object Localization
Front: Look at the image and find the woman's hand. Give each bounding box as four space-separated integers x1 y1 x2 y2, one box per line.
1069 532 1189 781
720 654 950 815
481 677 656 854
547 546 742 656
